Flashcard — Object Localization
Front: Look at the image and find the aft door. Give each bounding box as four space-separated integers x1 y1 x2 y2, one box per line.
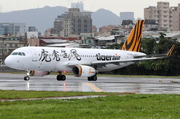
30 49 37 62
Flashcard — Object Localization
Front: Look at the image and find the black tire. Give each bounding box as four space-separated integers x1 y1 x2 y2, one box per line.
57 75 61 81
88 75 97 81
57 75 66 81
60 75 66 81
24 76 30 81
88 77 92 81
92 75 97 81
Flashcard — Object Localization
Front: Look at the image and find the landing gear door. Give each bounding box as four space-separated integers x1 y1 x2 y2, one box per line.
30 49 37 62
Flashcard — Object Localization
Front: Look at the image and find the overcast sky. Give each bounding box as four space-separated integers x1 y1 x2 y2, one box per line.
0 0 179 18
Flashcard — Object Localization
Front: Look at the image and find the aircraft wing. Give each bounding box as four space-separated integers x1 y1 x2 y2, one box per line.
67 44 175 67
67 56 164 67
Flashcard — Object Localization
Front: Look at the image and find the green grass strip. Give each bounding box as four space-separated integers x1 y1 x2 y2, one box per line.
0 94 180 118
0 90 131 100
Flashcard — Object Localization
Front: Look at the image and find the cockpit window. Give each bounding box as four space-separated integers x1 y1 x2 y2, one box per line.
11 52 26 56
22 52 26 56
12 52 18 55
18 52 22 56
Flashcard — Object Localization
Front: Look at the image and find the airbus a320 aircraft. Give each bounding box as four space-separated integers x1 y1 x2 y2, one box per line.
5 20 175 81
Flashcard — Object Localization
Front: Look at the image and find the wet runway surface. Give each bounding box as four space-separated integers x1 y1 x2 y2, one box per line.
0 73 180 94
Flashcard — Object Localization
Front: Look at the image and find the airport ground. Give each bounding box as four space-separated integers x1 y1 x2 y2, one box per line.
0 73 180 94
1 73 180 118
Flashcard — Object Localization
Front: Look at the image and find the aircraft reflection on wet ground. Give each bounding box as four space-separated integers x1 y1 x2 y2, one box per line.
0 73 180 94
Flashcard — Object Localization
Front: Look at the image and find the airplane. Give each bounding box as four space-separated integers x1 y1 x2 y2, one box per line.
4 20 175 81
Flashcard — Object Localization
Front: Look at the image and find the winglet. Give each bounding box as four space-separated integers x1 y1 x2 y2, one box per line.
167 44 176 56
122 20 144 52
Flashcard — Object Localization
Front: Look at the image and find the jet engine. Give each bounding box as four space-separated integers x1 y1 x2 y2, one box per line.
29 70 50 77
72 65 96 77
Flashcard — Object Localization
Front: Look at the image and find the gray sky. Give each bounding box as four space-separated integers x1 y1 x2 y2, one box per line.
0 0 179 19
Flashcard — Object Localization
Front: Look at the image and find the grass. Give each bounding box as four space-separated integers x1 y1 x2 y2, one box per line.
0 94 180 118
0 90 130 100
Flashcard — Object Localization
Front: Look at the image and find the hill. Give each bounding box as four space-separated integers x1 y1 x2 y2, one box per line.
0 6 120 34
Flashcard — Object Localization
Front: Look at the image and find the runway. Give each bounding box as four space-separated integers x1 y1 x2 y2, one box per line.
0 73 180 94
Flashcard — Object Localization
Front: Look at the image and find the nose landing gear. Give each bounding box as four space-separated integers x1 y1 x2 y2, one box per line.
24 70 30 81
24 76 30 81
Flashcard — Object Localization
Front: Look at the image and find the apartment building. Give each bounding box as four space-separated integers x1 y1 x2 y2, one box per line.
52 8 92 38
0 23 26 36
170 4 180 31
0 36 25 64
144 1 180 31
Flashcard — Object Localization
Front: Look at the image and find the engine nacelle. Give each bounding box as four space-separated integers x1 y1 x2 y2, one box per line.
29 70 50 77
72 65 96 77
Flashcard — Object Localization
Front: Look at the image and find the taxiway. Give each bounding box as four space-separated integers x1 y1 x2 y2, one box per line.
0 73 180 94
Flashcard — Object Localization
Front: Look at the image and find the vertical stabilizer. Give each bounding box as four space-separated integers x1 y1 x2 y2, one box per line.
122 20 144 52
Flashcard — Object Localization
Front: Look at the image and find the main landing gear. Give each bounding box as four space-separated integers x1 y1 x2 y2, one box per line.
56 72 66 81
88 75 97 81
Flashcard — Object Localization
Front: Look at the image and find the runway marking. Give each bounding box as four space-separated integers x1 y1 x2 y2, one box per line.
84 83 104 92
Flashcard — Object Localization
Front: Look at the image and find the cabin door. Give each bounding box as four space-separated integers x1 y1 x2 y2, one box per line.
30 49 37 62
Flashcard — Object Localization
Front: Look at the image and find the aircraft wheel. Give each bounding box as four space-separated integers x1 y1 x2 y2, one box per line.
57 75 61 81
24 76 30 81
61 75 66 81
93 75 97 81
88 75 97 81
57 75 66 81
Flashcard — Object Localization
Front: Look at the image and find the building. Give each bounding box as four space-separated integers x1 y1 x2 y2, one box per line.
170 5 180 31
121 20 134 29
144 19 158 31
95 35 124 47
120 12 135 24
28 26 37 32
53 8 92 38
92 25 97 33
144 2 180 31
80 33 96 48
71 1 84 11
0 23 26 36
27 26 39 46
99 25 121 33
144 6 158 23
0 36 25 64
143 31 180 42
157 2 170 30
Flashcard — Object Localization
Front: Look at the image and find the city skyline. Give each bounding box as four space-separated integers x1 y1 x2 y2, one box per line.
0 0 179 19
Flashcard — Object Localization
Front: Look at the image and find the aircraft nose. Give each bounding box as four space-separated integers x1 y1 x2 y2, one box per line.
5 56 13 67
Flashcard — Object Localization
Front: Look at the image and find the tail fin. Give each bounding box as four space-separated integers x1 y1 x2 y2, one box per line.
122 20 144 52
167 44 176 56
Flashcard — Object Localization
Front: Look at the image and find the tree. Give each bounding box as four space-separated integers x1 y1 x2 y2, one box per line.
141 38 156 54
106 43 123 49
159 32 166 39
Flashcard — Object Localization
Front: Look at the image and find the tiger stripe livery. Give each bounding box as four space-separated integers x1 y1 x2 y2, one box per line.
122 20 144 52
167 44 176 56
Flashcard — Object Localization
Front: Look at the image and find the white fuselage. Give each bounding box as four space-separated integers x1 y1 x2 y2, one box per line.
5 46 146 72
